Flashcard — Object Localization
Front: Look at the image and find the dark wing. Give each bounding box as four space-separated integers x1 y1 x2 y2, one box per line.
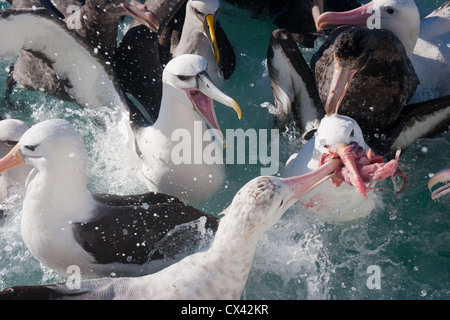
216 19 236 80
267 28 323 133
114 0 186 122
385 95 450 156
73 194 218 267
0 277 118 300
92 192 184 207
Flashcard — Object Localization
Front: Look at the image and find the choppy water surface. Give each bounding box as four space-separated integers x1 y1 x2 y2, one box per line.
0 0 448 300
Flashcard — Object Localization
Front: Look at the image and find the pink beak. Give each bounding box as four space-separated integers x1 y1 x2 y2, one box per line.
316 1 375 31
283 159 342 202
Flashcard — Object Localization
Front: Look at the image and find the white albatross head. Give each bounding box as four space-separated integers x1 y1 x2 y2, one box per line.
185 0 221 64
314 114 369 155
0 119 88 177
0 119 29 158
161 54 241 144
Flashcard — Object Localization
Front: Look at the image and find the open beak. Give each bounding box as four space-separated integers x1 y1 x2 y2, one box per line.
120 0 160 32
283 158 342 202
316 1 374 31
0 144 24 173
428 168 450 200
202 14 221 65
185 72 241 147
325 57 358 115
337 143 368 198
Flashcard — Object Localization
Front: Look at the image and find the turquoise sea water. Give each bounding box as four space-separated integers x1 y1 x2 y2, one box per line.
0 0 448 300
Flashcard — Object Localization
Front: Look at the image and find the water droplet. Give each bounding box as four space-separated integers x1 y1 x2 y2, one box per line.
421 146 428 153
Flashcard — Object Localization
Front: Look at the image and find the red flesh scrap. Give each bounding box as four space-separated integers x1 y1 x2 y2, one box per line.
319 142 407 197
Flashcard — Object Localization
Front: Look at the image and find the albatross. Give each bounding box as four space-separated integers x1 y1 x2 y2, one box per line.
5 0 159 102
114 0 236 121
284 113 406 222
0 156 342 300
135 54 242 203
0 118 218 278
0 8 152 147
315 0 450 103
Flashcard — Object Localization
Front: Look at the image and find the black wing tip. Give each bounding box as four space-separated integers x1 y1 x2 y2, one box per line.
0 285 60 300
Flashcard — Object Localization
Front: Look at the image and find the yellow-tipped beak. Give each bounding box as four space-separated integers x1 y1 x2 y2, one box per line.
204 14 220 65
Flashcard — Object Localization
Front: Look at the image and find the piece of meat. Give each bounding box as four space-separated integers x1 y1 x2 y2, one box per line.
319 143 407 197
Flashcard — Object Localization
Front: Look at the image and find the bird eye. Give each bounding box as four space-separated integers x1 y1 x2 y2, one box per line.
386 7 395 14
25 145 37 151
194 8 202 15
5 140 17 146
177 75 188 81
350 129 355 137
279 199 284 207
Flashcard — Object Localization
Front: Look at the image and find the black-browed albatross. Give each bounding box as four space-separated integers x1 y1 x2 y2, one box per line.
5 0 159 102
0 118 218 279
0 156 342 300
114 0 236 122
134 54 242 204
0 7 152 146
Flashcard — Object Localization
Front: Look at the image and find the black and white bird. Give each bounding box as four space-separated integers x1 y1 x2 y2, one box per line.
134 54 241 203
114 0 236 121
5 0 159 101
0 118 219 278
